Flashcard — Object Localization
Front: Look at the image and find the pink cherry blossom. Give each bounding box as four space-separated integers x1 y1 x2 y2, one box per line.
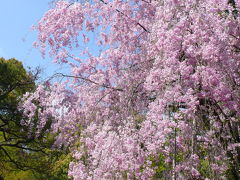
21 0 240 179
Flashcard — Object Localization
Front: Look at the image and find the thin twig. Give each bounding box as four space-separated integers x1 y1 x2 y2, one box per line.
54 73 124 92
100 0 150 33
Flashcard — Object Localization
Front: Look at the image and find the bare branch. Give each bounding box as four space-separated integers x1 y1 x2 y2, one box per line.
100 0 150 33
53 73 124 92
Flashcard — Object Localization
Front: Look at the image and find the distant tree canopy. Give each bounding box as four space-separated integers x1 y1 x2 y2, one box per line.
0 58 70 180
0 57 37 168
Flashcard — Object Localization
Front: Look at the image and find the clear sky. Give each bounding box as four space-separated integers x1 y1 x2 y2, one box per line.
0 0 67 81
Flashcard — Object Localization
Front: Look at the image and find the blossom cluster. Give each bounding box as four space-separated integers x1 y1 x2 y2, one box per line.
21 0 240 179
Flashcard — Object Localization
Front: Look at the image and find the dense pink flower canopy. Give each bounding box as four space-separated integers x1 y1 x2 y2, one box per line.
21 0 240 179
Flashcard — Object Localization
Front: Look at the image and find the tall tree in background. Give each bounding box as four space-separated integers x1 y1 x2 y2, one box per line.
0 58 70 180
0 58 37 172
22 0 240 179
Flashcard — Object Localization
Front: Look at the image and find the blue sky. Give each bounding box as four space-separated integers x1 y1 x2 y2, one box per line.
0 0 67 81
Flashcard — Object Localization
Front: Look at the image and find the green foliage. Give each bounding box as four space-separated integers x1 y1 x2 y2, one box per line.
0 58 35 103
152 154 168 179
4 170 36 180
198 159 212 179
0 58 37 176
0 58 70 179
51 152 73 179
147 153 170 180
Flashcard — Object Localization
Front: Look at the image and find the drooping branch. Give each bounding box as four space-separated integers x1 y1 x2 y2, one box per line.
99 0 150 33
53 73 124 92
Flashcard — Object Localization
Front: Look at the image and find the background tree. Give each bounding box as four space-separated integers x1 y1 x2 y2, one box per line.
0 57 70 180
0 57 38 173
